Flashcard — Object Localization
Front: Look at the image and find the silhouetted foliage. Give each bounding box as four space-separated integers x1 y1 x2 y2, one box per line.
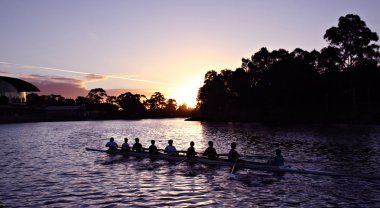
324 14 379 69
145 92 166 111
75 96 90 106
165 99 177 113
26 88 194 119
87 88 107 104
116 92 146 116
197 14 380 123
106 96 117 105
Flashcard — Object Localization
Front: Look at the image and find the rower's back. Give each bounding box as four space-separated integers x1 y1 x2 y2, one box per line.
149 140 158 154
272 149 284 166
132 138 144 152
106 137 119 150
203 141 218 159
165 140 177 156
186 141 196 157
228 142 240 161
121 138 130 151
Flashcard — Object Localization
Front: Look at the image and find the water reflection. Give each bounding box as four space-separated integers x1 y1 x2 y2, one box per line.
0 119 380 207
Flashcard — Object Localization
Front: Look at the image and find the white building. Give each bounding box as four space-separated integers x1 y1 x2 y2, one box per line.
0 76 40 104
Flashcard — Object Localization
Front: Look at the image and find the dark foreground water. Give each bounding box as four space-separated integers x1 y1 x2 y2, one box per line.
1 119 380 207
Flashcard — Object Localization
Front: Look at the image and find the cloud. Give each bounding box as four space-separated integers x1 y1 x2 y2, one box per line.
0 61 178 99
106 89 159 98
84 74 107 81
1 71 167 99
0 71 88 98
0 61 177 86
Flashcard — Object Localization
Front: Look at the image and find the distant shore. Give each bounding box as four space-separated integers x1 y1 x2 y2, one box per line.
0 115 191 124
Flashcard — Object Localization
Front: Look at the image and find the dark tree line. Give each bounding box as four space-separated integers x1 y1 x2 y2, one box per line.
27 88 192 118
197 14 380 123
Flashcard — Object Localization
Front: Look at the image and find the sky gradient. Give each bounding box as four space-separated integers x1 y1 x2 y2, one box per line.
1 0 380 107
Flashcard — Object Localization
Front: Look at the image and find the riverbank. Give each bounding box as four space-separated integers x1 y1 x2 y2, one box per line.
187 110 380 125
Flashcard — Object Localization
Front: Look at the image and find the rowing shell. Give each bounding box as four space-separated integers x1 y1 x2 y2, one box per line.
85 148 380 180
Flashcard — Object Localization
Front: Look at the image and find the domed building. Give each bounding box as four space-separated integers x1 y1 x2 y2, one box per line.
0 76 40 104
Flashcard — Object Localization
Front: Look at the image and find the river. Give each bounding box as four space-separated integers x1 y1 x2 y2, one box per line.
1 119 380 207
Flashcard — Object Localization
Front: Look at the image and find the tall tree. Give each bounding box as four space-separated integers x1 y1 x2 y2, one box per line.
165 98 177 113
324 14 379 69
87 88 107 104
197 70 229 113
145 92 166 111
116 92 146 115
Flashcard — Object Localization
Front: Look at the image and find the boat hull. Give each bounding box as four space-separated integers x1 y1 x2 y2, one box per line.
85 148 379 179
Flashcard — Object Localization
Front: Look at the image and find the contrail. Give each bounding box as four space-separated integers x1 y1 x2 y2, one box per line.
0 61 177 86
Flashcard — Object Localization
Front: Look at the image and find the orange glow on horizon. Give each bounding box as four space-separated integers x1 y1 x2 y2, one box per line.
169 78 203 108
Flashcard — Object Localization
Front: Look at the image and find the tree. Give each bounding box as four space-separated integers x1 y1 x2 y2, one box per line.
256 60 321 111
324 14 379 69
197 70 229 113
317 46 343 73
87 88 107 104
41 94 65 106
145 92 166 111
106 96 117 105
26 93 42 105
165 98 177 112
116 92 146 115
177 103 188 112
242 47 291 86
64 98 76 106
75 96 90 106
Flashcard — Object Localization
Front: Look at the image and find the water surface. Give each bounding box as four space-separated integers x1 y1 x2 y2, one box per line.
1 119 380 207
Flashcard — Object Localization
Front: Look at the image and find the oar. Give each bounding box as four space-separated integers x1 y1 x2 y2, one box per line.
228 159 239 179
219 153 268 159
169 152 197 169
169 156 189 169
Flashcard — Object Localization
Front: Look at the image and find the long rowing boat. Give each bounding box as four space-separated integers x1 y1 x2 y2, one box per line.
85 148 380 179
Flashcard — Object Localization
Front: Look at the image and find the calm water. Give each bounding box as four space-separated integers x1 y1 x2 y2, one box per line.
1 119 380 207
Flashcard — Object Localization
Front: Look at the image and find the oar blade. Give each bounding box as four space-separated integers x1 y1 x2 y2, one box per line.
228 173 236 180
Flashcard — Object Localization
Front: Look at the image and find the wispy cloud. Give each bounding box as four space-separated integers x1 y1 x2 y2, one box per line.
0 71 170 99
0 71 88 98
0 61 177 86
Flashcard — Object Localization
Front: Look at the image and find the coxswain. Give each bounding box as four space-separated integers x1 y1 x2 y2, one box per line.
164 139 177 156
228 142 240 161
149 140 158 154
186 141 196 157
105 137 118 150
121 138 130 152
268 149 285 166
203 141 218 159
132 138 144 152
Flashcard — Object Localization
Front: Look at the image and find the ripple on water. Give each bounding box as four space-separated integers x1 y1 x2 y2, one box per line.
1 120 380 207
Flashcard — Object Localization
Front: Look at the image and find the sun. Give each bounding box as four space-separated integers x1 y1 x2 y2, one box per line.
170 79 203 108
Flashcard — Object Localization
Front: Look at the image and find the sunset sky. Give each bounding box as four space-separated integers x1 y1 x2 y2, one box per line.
1 0 380 107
